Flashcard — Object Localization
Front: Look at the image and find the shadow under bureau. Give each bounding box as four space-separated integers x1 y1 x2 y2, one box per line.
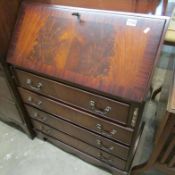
6 2 169 175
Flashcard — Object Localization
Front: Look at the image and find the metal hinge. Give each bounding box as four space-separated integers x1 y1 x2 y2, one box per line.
131 108 139 127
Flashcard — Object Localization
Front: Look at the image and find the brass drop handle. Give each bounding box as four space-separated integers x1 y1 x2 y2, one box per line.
26 79 42 91
98 153 112 163
33 113 47 121
89 101 111 115
96 124 117 138
39 126 51 134
96 139 114 152
27 96 42 106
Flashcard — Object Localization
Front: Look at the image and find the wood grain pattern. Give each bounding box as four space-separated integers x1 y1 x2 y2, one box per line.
0 0 21 58
7 2 167 102
27 0 162 14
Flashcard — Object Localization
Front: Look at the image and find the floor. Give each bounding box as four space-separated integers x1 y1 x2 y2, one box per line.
0 45 174 175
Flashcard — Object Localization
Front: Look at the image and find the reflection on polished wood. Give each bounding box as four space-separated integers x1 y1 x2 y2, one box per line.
28 0 166 15
7 2 168 102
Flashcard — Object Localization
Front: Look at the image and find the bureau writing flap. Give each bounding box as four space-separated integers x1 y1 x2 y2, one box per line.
7 2 168 102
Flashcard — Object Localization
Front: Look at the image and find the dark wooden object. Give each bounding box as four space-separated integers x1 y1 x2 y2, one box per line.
6 1 169 175
0 0 33 136
8 2 168 102
131 67 175 175
28 0 164 15
0 0 21 58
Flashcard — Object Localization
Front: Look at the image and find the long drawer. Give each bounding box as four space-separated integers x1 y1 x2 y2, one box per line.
27 105 129 159
15 69 130 125
33 120 127 170
19 88 133 145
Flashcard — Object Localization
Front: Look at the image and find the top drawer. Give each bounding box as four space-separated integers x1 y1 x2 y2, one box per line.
15 69 130 125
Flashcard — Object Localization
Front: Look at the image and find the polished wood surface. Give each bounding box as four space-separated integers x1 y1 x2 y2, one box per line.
5 1 170 174
29 0 137 12
19 87 133 145
0 0 21 58
33 120 127 170
15 69 130 125
27 105 129 159
28 0 162 14
7 2 168 102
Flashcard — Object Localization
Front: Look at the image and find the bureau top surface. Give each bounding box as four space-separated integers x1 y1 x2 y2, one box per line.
7 2 167 102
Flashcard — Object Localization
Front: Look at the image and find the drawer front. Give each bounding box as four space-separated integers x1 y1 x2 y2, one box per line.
19 88 133 145
33 120 127 170
0 97 22 124
15 69 130 125
27 105 129 159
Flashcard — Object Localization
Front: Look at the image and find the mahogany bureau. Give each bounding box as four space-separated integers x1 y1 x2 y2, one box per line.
6 1 169 175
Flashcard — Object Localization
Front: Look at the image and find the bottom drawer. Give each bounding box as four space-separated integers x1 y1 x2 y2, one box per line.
33 120 127 170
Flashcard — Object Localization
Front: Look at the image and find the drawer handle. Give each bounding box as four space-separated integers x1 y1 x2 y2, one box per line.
27 96 42 106
98 153 112 163
26 79 42 91
39 126 51 134
89 101 111 115
33 113 47 121
96 124 117 138
96 139 114 152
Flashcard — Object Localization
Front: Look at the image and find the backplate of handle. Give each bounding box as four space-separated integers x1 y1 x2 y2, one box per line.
96 124 117 138
98 152 112 163
26 79 42 91
33 112 47 121
27 96 42 106
39 126 51 134
96 139 114 152
89 100 112 115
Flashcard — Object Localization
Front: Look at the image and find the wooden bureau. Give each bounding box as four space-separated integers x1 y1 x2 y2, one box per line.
6 1 169 175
